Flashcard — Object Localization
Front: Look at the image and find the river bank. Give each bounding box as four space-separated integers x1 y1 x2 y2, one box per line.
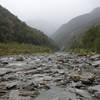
0 52 100 100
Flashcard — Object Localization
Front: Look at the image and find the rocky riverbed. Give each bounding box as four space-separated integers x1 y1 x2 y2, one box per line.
0 52 100 100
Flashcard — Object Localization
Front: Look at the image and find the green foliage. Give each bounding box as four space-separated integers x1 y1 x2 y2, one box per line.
0 5 58 50
0 43 52 56
69 36 81 50
70 25 100 54
81 25 100 53
69 48 96 55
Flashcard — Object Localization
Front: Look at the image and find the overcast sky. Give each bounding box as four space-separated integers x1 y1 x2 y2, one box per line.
0 0 100 34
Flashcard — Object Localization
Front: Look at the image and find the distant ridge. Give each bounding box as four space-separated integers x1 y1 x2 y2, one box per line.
52 7 100 48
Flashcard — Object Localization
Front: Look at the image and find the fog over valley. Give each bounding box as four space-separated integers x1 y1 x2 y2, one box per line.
0 0 100 35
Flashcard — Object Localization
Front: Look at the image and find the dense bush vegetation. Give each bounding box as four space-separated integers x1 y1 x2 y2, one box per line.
70 25 100 53
81 25 100 53
0 5 58 50
0 43 52 56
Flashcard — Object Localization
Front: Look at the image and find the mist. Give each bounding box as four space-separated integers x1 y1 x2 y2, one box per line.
0 0 100 36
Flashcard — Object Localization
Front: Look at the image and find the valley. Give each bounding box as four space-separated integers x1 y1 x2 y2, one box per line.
0 1 100 100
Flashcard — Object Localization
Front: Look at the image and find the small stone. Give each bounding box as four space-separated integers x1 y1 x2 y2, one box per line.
75 89 91 99
6 82 18 90
0 90 8 96
71 82 85 89
92 61 100 68
88 85 100 98
16 56 24 61
0 68 13 76
19 91 39 97
69 75 81 82
2 61 8 65
90 55 100 61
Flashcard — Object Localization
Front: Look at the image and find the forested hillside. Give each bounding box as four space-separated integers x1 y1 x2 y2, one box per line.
52 7 100 49
81 25 100 53
0 5 58 50
70 25 100 53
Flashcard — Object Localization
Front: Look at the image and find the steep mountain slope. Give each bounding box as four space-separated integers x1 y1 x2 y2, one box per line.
0 5 58 50
52 7 100 48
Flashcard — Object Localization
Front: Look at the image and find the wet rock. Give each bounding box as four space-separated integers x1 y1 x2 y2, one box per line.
19 90 39 98
3 74 18 81
0 68 13 76
71 82 85 89
57 56 67 63
16 56 24 61
35 86 77 100
81 79 95 85
9 90 39 100
38 83 50 90
88 85 100 98
20 81 39 91
6 81 18 90
43 76 52 81
75 89 92 99
90 55 100 61
69 72 95 85
0 89 8 96
54 77 63 82
0 85 7 96
2 61 8 65
92 61 100 68
48 57 52 61
57 64 63 69
80 73 95 85
69 74 81 82
9 90 20 100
